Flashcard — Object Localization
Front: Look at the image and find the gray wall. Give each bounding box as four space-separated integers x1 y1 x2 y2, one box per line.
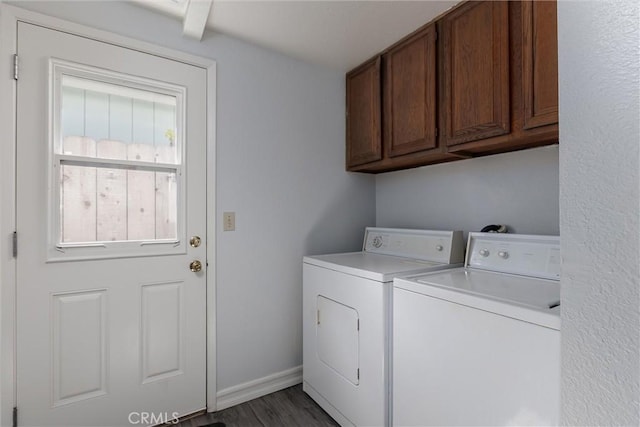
9 0 375 395
558 1 639 424
376 145 559 238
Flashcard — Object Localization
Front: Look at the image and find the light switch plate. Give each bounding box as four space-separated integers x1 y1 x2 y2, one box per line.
223 212 235 231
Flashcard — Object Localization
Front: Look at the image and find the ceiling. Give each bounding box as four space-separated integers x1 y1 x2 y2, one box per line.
131 0 460 71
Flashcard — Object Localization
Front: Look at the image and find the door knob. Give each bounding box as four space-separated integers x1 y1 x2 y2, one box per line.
190 236 202 247
190 260 203 273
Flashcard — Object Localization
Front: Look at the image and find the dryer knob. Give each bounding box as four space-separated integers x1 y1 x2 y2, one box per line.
498 251 509 259
479 249 490 257
436 245 444 252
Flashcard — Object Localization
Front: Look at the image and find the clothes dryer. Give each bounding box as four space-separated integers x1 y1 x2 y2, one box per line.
303 227 464 427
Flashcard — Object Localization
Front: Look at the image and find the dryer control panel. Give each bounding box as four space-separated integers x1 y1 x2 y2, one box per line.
466 233 560 280
363 228 464 264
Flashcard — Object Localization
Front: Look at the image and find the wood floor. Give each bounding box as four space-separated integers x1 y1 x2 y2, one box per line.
177 384 339 427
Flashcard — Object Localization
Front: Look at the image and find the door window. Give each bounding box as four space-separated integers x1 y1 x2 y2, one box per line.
51 60 186 257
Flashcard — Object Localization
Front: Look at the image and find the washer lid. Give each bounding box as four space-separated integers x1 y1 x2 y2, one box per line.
395 268 561 329
303 252 459 282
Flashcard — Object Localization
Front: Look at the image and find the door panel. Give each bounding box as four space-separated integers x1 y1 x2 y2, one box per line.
442 1 510 146
346 57 382 168
52 290 108 407
522 0 559 129
141 282 184 383
16 22 207 426
384 24 437 157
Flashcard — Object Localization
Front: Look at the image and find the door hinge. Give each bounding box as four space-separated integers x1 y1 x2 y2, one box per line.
316 309 320 325
357 319 360 331
435 128 439 137
13 54 18 81
13 406 17 427
434 30 438 41
357 369 360 380
12 231 17 258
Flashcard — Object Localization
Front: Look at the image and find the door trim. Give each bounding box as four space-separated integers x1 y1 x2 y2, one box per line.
0 5 218 425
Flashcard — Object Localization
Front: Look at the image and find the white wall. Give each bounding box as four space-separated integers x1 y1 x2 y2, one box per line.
376 145 559 238
5 0 375 397
558 1 639 424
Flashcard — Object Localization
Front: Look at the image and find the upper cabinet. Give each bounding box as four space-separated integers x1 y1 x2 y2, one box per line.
441 0 558 155
346 57 382 168
522 0 559 130
348 25 462 173
384 25 438 157
440 1 511 147
345 0 559 173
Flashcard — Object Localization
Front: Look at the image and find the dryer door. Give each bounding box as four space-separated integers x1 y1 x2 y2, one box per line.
317 296 359 385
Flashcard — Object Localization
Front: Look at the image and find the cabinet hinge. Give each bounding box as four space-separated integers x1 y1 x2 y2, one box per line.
13 406 17 427
357 369 360 380
12 231 17 258
316 309 320 325
434 30 438 41
13 54 18 81
435 128 438 137
357 319 360 331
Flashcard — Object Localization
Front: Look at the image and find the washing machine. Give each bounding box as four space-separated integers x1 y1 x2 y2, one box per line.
393 232 561 426
303 227 465 427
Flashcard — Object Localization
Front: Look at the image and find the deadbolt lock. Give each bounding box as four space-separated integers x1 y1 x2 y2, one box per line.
190 260 203 273
190 236 202 248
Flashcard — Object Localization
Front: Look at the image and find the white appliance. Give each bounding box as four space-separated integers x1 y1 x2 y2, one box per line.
393 232 561 426
303 227 465 427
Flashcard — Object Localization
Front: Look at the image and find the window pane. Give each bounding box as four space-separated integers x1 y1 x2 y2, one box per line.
61 75 178 164
60 165 97 243
60 164 177 243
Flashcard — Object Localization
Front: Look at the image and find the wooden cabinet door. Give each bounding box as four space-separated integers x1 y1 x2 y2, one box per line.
346 57 382 168
522 0 558 130
441 1 510 147
384 25 437 157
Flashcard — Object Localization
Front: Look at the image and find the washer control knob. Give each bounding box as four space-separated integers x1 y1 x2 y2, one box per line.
498 251 509 259
436 244 444 252
372 236 383 248
479 249 490 257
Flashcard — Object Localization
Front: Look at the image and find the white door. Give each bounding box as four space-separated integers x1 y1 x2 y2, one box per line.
16 22 208 426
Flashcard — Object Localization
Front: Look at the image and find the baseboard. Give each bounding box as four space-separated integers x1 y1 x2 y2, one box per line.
215 365 302 411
